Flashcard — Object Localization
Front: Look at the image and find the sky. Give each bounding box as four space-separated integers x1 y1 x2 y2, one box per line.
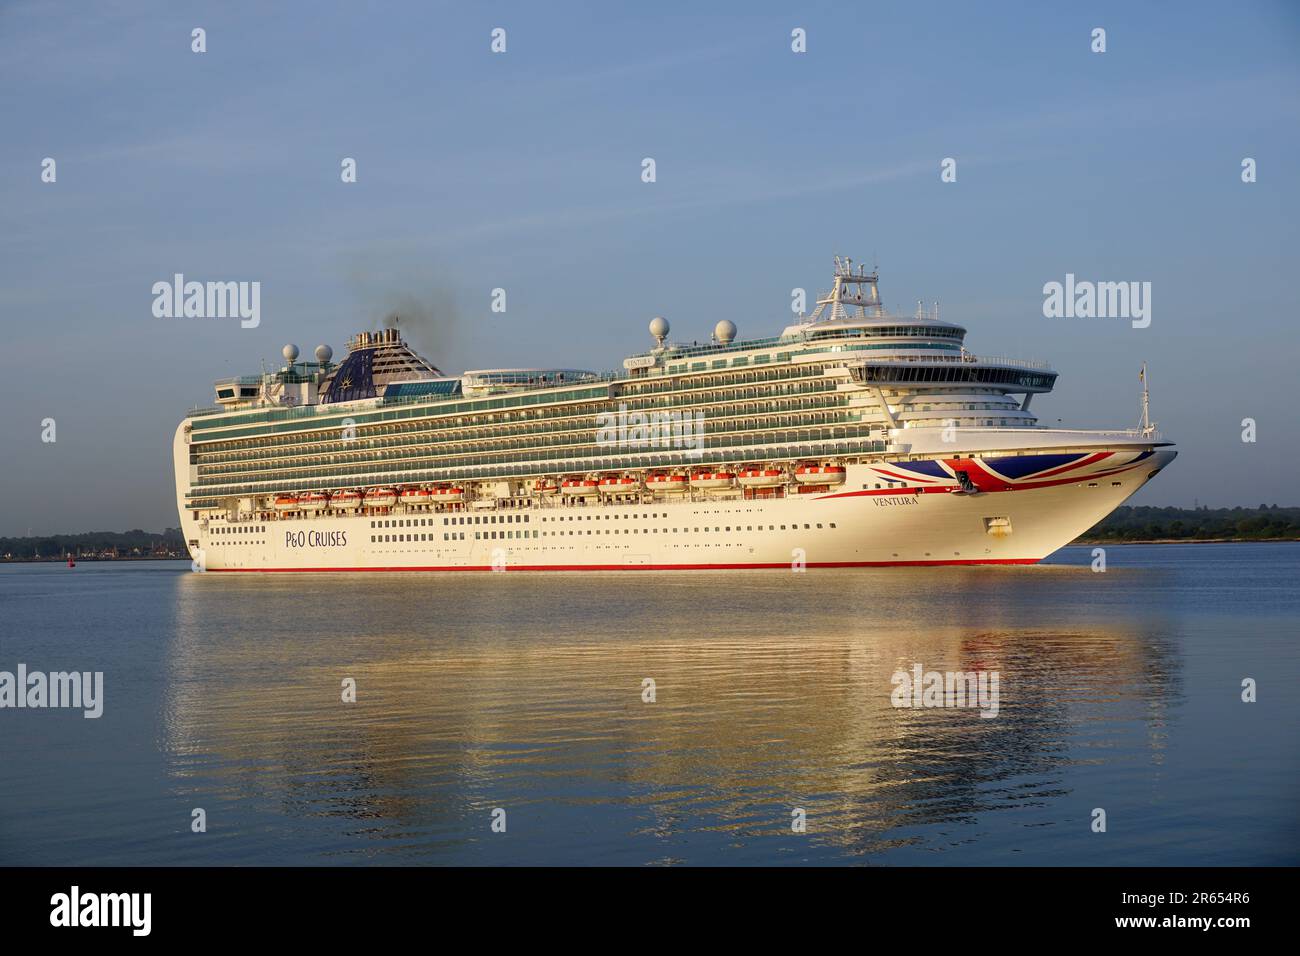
1 0 1298 536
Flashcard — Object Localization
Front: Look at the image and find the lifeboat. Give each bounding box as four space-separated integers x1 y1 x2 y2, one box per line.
598 476 638 495
365 488 397 508
646 473 688 494
533 480 559 495
738 468 786 488
690 471 735 489
273 495 300 512
562 478 599 496
300 492 330 512
432 486 465 502
333 490 363 510
794 465 846 485
401 487 433 506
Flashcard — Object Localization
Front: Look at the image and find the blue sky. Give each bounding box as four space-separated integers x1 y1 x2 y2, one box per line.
1 0 1298 535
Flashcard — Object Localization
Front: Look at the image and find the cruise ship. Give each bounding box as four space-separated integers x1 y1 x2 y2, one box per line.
172 258 1176 571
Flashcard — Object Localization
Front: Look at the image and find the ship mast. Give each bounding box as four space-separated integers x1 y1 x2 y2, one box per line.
808 256 884 323
1139 362 1156 437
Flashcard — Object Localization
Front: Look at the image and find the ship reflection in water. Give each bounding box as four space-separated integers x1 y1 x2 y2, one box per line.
159 563 1194 865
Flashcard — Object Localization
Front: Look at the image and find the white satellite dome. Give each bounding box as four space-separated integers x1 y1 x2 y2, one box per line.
314 344 333 363
714 320 737 344
649 316 670 347
282 344 300 364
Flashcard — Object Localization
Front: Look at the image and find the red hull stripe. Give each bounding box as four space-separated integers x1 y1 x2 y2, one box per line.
208 558 1039 573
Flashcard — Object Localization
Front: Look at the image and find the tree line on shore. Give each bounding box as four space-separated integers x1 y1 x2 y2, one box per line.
1081 505 1300 541
1 528 186 560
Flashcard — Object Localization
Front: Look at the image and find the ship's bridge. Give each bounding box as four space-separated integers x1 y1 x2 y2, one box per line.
460 368 603 397
781 314 967 341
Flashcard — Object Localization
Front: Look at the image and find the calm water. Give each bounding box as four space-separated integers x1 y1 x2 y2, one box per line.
1 543 1296 866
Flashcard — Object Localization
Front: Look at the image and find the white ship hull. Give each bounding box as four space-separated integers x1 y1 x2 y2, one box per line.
179 446 1175 572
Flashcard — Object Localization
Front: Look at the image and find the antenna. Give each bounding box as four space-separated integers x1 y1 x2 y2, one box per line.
1138 362 1156 437
809 255 885 323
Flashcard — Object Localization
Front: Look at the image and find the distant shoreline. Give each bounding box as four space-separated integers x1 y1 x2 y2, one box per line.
1 556 187 564
1073 537 1300 546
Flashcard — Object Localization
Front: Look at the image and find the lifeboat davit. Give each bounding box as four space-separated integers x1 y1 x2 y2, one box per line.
646 473 688 493
794 465 847 484
598 476 638 495
738 468 786 488
432 486 464 502
690 471 735 489
274 495 300 512
562 478 599 496
300 492 330 512
365 488 397 508
333 490 363 510
401 487 433 506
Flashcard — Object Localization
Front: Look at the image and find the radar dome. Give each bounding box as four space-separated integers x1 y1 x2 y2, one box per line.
649 316 670 347
714 320 737 344
282 344 300 364
314 344 333 363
